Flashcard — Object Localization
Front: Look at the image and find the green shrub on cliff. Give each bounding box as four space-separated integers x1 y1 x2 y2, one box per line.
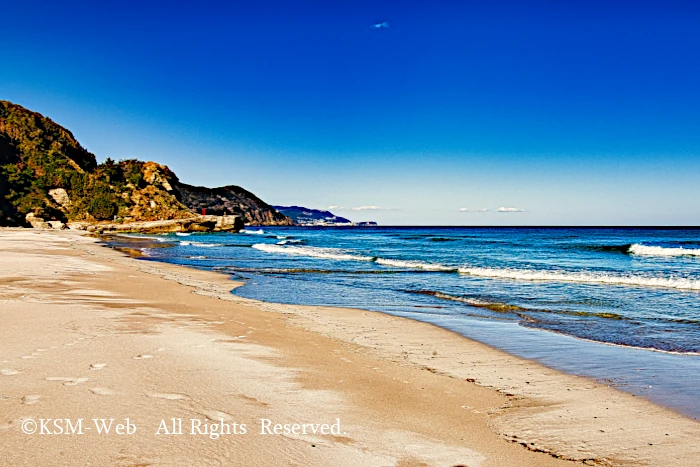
87 193 117 220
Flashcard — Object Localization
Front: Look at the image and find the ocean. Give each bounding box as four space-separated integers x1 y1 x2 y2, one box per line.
109 227 700 418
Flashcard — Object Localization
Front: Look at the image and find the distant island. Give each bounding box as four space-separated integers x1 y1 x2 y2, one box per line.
274 205 377 226
0 100 291 232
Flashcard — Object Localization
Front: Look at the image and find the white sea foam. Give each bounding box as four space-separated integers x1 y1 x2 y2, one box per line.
375 258 457 271
117 234 167 242
457 267 700 291
180 241 220 247
175 232 191 236
252 244 374 262
251 242 700 290
253 244 448 271
244 229 265 235
254 243 453 270
629 244 700 257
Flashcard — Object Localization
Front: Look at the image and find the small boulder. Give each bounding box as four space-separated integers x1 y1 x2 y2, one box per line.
25 213 51 229
67 222 89 230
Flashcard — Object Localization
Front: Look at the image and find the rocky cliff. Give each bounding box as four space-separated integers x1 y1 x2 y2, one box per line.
175 184 293 226
0 100 291 228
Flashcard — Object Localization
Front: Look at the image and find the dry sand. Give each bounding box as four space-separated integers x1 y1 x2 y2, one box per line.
0 229 698 466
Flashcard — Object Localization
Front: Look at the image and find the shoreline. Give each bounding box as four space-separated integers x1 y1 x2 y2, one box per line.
2 229 699 466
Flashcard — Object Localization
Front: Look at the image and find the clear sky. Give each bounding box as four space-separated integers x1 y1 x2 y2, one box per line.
2 0 699 225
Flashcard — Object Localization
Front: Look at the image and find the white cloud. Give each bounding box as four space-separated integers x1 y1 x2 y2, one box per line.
329 205 397 211
371 21 389 29
459 208 490 212
496 207 525 212
352 205 384 211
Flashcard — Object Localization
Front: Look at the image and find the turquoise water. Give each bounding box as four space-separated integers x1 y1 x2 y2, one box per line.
110 227 700 418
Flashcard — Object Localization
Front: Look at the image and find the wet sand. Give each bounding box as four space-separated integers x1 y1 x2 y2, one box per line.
1 229 699 466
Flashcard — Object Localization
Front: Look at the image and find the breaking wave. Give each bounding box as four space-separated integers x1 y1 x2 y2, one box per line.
116 234 168 242
243 229 265 235
252 244 375 262
457 267 700 291
276 239 304 245
374 258 457 272
253 244 453 270
629 244 700 257
179 241 221 247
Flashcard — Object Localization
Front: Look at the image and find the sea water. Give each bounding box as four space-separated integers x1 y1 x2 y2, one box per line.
109 227 700 418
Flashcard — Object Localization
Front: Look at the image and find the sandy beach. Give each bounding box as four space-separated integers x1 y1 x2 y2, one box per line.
1 229 699 466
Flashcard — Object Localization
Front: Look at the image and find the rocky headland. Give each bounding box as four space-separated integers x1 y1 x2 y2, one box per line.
0 100 290 232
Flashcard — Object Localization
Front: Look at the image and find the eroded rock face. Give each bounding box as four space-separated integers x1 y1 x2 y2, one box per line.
48 188 71 208
141 162 176 192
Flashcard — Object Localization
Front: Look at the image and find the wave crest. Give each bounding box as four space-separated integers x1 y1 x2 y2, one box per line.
629 244 700 257
179 241 221 247
252 244 375 262
375 258 457 272
116 234 167 242
457 267 700 290
276 239 304 245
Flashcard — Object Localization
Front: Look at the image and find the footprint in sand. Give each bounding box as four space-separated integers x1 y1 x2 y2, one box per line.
46 377 89 386
133 354 153 360
1 369 20 376
90 387 116 396
147 393 188 400
200 410 234 423
90 363 107 370
22 395 41 405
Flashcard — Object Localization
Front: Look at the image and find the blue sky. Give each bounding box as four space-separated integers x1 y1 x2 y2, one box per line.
2 0 699 225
